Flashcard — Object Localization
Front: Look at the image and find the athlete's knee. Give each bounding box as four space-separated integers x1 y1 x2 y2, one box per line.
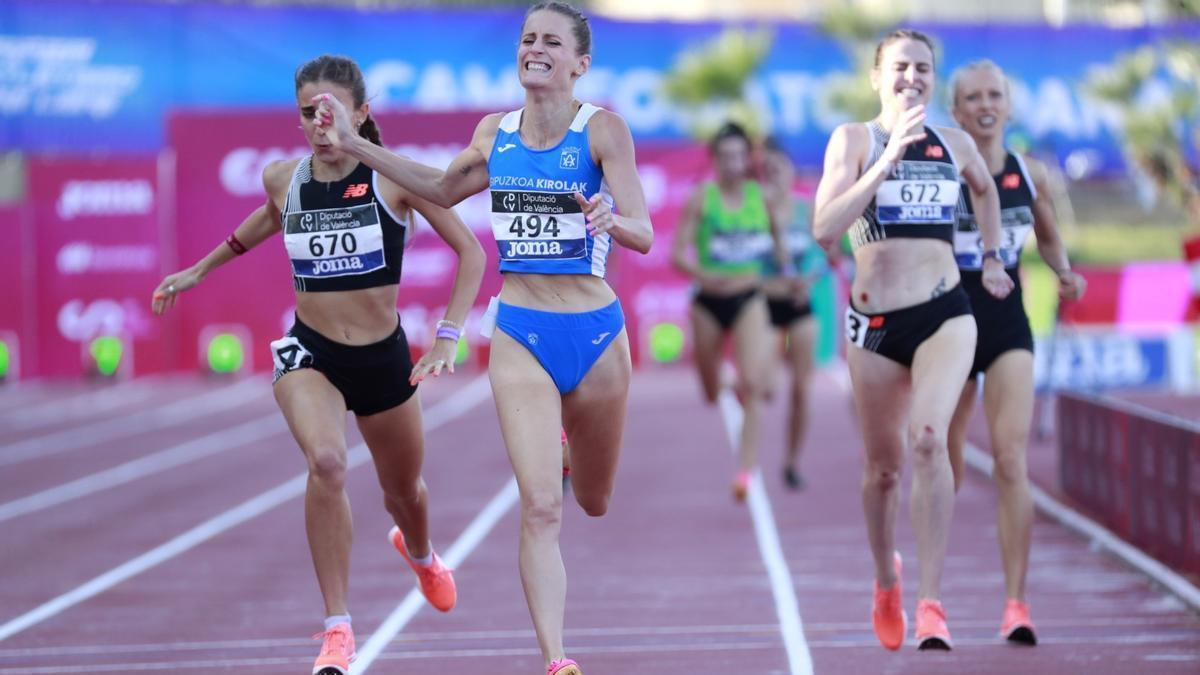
520 490 563 533
991 447 1028 487
909 424 946 465
306 446 348 488
862 457 902 492
737 376 768 402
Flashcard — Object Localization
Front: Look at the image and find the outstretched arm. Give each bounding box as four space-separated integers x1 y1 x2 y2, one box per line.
151 160 289 315
313 92 495 208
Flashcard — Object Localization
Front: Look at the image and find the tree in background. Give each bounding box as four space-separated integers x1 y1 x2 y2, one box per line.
1086 41 1200 229
661 27 775 141
817 5 901 124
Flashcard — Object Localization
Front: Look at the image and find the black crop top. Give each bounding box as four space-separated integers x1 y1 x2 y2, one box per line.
281 158 409 292
849 123 960 250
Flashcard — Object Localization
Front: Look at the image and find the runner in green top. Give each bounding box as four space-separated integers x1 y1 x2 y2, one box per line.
671 121 789 502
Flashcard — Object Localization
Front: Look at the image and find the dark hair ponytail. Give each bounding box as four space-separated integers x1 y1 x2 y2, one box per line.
359 114 382 146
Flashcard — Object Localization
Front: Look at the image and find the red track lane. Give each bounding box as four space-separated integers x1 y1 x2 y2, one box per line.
1 368 1198 674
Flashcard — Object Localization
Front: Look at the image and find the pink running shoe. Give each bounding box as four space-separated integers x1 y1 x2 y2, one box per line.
312 622 356 675
872 551 906 651
388 526 457 612
547 657 581 675
1000 599 1037 645
915 598 953 651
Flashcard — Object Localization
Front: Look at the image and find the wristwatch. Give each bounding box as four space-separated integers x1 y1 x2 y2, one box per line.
981 248 1002 264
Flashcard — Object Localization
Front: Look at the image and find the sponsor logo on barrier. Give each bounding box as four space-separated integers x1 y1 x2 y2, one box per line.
56 242 157 274
56 180 154 220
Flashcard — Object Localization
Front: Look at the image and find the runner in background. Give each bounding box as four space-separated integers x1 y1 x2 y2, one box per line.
760 138 826 491
947 59 1087 646
812 29 1012 651
151 55 485 675
671 122 789 502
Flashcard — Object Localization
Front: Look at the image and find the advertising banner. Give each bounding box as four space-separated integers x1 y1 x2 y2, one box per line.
0 204 29 380
5 0 1197 174
25 157 170 377
1035 328 1195 392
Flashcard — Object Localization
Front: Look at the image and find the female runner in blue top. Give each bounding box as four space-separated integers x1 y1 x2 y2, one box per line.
311 4 652 674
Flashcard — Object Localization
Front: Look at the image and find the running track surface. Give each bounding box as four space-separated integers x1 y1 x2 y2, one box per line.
1 368 1198 674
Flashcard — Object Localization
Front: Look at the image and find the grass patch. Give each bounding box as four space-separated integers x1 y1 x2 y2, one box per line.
1023 221 1188 266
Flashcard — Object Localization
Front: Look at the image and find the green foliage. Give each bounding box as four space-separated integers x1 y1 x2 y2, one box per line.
816 4 903 124
1084 41 1200 226
661 27 775 140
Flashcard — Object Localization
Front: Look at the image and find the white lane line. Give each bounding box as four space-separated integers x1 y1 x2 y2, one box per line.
6 614 1192 659
353 478 520 672
0 415 289 523
717 391 814 675
0 376 493 643
963 441 1200 614
0 379 164 432
0 378 160 418
0 377 269 467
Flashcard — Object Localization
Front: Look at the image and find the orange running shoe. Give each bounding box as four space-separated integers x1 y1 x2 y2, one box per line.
915 598 953 650
1000 599 1037 645
312 622 356 675
388 526 457 612
547 657 581 675
871 551 906 650
732 470 751 502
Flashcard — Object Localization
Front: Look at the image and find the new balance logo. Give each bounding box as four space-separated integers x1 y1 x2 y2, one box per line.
342 183 368 199
591 332 611 345
924 145 944 159
1001 173 1020 190
496 143 517 153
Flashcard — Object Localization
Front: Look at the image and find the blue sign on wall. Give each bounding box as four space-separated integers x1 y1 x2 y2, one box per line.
2 0 1197 173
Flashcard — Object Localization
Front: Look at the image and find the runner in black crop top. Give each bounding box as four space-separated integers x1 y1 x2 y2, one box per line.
849 123 960 249
151 55 485 675
282 157 408 292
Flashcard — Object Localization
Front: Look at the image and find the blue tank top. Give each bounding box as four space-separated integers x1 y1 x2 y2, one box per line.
281 157 409 292
487 103 613 277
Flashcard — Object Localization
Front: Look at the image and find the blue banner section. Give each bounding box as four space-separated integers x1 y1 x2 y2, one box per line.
1034 332 1186 391
3 0 1197 172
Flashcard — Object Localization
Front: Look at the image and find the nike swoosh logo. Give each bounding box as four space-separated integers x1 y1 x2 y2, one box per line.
496 143 516 153
591 332 611 345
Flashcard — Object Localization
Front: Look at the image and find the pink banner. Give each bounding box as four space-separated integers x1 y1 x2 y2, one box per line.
0 203 30 380
26 157 171 378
